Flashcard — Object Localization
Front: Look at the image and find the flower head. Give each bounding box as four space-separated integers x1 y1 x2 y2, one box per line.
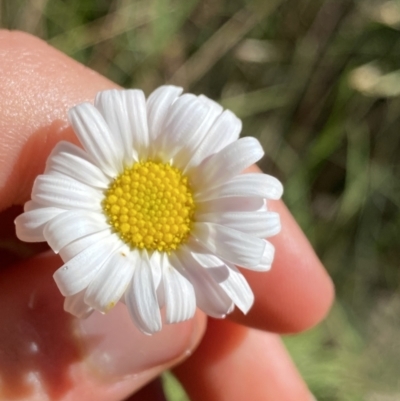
15 86 283 334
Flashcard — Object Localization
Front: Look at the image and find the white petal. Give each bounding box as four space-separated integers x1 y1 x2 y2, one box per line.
64 290 94 318
191 137 264 190
45 141 109 188
125 253 162 335
193 222 265 268
244 240 275 271
171 247 233 318
149 251 162 289
59 229 112 262
68 102 122 176
176 95 223 171
186 109 242 170
147 85 183 145
53 235 119 296
162 256 196 324
198 94 224 114
153 94 210 163
157 280 165 308
196 211 281 238
32 174 103 210
194 254 229 282
197 173 283 201
95 89 149 162
221 263 254 314
197 197 264 214
15 207 65 242
24 200 45 212
193 253 254 314
43 210 108 253
84 248 136 312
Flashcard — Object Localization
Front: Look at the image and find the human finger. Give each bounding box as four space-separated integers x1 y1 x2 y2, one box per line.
0 30 117 210
0 30 333 337
0 252 205 400
174 319 313 401
0 30 208 400
228 173 334 333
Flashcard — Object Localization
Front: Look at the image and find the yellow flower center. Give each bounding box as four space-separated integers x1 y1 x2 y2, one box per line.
102 160 195 252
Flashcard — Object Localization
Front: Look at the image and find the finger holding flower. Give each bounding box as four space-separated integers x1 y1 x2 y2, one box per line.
1 31 333 401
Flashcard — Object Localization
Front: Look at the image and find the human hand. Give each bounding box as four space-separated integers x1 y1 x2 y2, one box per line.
0 31 334 401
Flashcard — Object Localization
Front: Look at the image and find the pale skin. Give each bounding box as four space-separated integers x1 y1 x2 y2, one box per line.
0 31 334 401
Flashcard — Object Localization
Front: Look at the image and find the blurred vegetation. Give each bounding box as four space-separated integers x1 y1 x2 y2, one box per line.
1 0 400 399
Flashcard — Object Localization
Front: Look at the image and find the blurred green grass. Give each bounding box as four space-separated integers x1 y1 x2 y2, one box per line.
2 0 400 399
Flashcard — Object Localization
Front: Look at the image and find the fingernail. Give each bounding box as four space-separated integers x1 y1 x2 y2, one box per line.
77 303 202 378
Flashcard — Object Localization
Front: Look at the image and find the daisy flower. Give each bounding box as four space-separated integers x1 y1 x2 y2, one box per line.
15 86 283 335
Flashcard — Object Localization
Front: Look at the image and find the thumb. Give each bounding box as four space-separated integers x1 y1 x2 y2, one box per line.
0 30 115 210
0 30 206 400
0 252 205 401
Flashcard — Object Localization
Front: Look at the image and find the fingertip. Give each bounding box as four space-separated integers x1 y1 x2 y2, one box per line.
264 200 335 332
0 252 207 400
175 319 312 401
0 30 117 210
226 173 334 333
234 200 334 333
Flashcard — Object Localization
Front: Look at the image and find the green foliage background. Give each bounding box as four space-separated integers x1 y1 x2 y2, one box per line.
2 0 400 399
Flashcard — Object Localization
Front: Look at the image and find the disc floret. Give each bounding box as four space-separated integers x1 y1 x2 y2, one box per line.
103 160 195 252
